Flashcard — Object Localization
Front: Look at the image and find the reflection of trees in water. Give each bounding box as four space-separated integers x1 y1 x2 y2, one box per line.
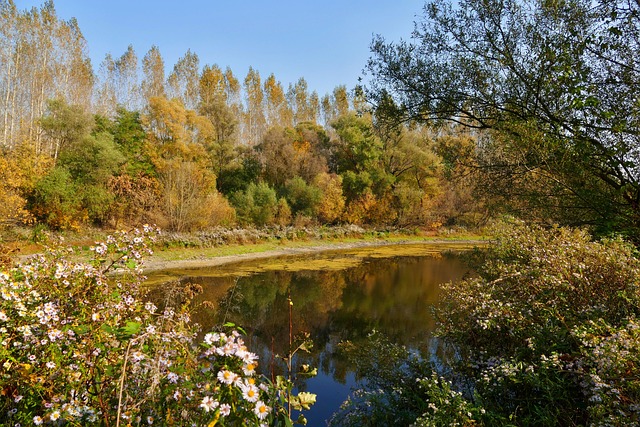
151 253 470 391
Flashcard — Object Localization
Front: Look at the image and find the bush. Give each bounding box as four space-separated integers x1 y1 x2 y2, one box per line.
332 221 640 426
232 182 284 226
283 177 322 219
436 221 640 425
0 226 312 425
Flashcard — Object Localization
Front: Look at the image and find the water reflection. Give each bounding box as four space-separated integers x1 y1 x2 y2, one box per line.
147 246 472 426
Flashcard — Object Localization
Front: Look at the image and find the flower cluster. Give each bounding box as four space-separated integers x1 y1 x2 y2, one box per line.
0 226 309 426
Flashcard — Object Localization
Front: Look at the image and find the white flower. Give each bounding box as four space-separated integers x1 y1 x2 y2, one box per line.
167 372 179 383
254 401 270 420
131 351 145 363
243 362 257 376
144 302 157 313
50 411 61 421
203 332 217 345
0 311 7 321
217 369 236 385
33 416 43 425
241 383 260 403
199 396 219 412
219 403 231 417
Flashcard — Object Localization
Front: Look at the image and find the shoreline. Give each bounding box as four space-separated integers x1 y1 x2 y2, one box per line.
142 238 486 273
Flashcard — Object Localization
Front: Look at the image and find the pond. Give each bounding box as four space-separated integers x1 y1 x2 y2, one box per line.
145 243 475 425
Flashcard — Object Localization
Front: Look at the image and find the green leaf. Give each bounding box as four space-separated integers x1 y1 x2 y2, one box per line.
118 321 141 339
296 392 316 410
222 322 246 335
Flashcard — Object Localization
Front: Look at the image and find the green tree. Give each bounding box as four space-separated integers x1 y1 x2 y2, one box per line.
367 0 640 238
283 177 322 218
231 182 283 226
199 64 238 177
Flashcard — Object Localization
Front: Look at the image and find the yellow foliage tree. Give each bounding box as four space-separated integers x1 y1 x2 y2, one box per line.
144 97 235 231
314 173 345 224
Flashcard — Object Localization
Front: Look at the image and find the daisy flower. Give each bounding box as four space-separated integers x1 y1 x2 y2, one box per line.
254 401 270 420
199 396 219 412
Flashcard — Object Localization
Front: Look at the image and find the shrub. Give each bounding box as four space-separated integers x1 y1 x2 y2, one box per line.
332 221 640 426
0 226 312 425
283 177 322 218
231 182 281 226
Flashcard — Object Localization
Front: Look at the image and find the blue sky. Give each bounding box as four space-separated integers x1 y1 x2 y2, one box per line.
15 1 422 97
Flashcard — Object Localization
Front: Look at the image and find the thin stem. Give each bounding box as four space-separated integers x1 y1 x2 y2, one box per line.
115 340 132 427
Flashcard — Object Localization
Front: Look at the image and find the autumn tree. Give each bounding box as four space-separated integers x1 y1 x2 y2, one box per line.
199 64 238 177
243 67 266 145
264 73 292 128
0 152 33 229
314 172 345 223
0 1 93 149
320 85 351 126
145 96 234 231
141 45 166 103
114 45 140 111
288 78 317 124
257 123 328 188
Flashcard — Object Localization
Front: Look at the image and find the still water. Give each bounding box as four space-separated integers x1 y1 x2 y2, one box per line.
146 244 473 425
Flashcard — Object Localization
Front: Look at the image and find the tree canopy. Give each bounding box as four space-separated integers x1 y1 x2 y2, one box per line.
367 0 640 237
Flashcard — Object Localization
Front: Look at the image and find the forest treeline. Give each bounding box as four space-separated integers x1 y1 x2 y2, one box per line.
0 0 484 233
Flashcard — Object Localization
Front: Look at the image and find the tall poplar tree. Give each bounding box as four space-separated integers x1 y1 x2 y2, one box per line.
167 49 200 110
263 73 292 128
243 67 266 145
141 45 166 103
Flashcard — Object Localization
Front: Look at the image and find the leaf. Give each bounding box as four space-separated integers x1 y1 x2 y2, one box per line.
296 392 317 410
117 321 141 339
222 322 246 335
298 364 318 378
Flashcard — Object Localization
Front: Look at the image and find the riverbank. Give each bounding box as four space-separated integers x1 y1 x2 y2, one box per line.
142 236 486 273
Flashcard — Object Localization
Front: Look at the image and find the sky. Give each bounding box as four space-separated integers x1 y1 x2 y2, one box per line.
15 1 423 97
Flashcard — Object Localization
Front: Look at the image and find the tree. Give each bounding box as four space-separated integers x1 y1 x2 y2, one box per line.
39 98 94 161
0 1 93 148
114 45 140 111
141 45 166 102
199 64 238 177
264 73 292 128
288 78 316 124
243 66 266 145
144 96 232 231
367 0 640 238
167 49 200 110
